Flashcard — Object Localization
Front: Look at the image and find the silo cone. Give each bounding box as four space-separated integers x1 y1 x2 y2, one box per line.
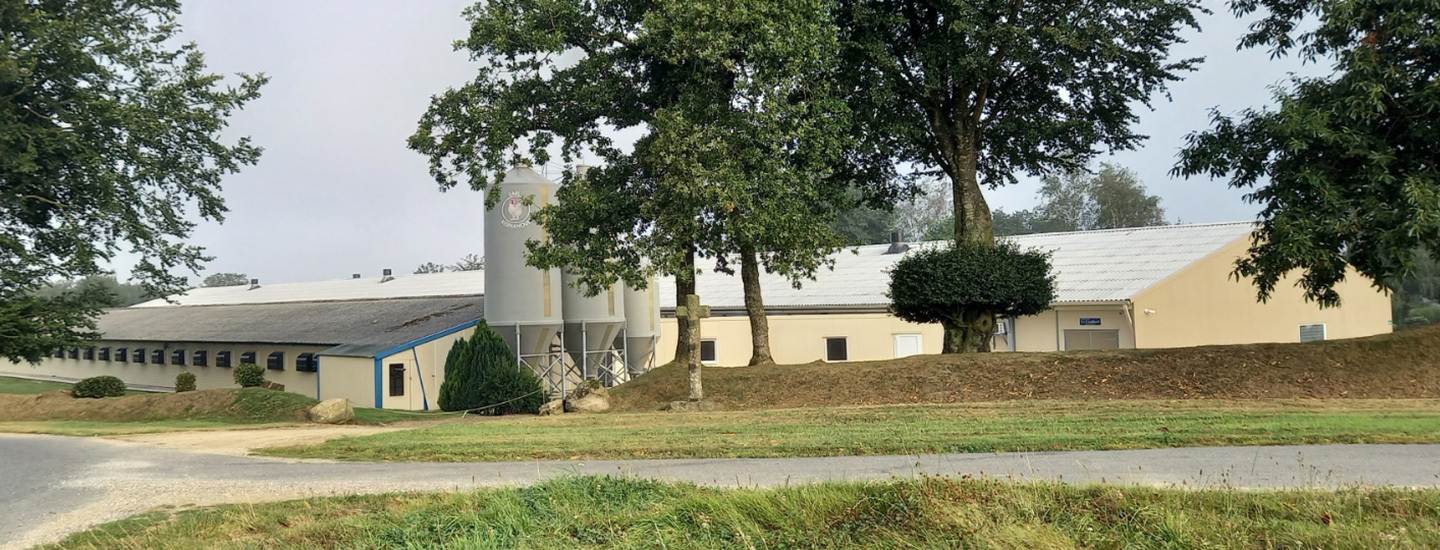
483 166 565 393
621 274 661 376
561 270 626 381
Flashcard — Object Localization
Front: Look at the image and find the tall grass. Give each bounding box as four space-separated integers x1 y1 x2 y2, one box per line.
47 476 1440 549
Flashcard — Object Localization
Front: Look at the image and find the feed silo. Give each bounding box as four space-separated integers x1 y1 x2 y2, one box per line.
483 166 565 383
621 274 662 376
561 271 626 380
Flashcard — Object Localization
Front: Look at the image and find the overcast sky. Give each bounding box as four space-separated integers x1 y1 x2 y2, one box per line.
136 1 1322 285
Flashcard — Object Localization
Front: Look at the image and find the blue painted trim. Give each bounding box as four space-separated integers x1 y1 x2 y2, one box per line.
370 319 480 410
412 347 430 411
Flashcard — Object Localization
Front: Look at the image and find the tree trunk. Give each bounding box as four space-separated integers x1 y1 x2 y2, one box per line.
943 132 997 352
739 244 774 366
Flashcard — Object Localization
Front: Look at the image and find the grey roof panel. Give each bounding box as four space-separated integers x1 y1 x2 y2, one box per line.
97 296 483 352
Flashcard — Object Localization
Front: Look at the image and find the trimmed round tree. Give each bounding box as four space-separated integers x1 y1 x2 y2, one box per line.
888 242 1056 353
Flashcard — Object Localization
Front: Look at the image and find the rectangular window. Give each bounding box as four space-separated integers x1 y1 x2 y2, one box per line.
98 347 110 361
825 337 849 362
295 353 317 373
83 347 95 360
115 348 128 362
1063 329 1121 350
215 350 232 368
1300 324 1326 343
133 348 146 363
54 348 65 359
171 349 186 365
389 364 405 396
239 351 256 365
267 351 285 371
193 350 208 367
151 349 165 364
68 348 79 359
699 339 718 365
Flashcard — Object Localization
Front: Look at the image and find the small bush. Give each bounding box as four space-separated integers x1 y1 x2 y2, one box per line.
175 372 197 392
233 363 266 388
73 375 127 398
438 320 547 414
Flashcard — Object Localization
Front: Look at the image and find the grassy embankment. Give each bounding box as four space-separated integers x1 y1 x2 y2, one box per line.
45 476 1440 549
263 326 1440 462
0 378 430 435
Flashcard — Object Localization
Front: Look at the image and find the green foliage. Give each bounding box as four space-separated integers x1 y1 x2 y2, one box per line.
202 273 249 287
72 375 126 398
33 276 151 308
833 206 898 245
438 320 546 414
889 242 1055 352
232 364 265 388
837 0 1202 245
415 254 484 275
1391 248 1440 329
0 0 265 363
926 164 1169 239
1174 0 1438 307
174 372 196 393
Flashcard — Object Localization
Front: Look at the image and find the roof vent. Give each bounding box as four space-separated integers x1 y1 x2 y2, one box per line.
885 231 909 255
248 278 261 290
352 273 361 279
380 268 394 283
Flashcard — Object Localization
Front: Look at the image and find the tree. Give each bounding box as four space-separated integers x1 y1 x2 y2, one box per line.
202 273 250 287
414 262 447 275
414 254 484 275
413 0 882 394
34 275 150 308
927 163 1169 239
837 0 1202 351
438 320 546 414
1174 0 1439 307
889 242 1056 352
833 206 898 245
1390 248 1440 329
1 0 265 363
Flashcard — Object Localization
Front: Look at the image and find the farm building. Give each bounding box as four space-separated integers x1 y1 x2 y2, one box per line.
6 221 1394 410
654 222 1393 366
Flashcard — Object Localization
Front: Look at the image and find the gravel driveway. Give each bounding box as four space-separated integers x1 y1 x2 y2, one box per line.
3 433 1438 549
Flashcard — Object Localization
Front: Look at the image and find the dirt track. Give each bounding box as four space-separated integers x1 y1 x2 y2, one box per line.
108 424 411 457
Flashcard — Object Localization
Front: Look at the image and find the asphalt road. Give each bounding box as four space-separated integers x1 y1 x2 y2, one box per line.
3 434 1438 549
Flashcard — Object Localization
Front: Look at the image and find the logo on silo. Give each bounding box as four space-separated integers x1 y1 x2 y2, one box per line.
500 191 531 228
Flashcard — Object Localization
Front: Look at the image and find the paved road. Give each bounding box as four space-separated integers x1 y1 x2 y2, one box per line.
2 434 1438 549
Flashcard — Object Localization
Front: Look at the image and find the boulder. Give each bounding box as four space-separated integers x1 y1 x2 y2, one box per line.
308 398 354 424
260 381 286 392
538 399 565 416
566 393 610 413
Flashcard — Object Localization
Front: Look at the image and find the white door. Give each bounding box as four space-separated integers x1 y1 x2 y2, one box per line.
893 334 923 358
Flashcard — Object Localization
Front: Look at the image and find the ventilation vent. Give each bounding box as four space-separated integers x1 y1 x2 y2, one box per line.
1299 324 1327 343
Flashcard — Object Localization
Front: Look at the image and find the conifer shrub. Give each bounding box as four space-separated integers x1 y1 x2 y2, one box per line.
73 375 127 398
174 372 197 392
438 320 547 414
233 363 266 388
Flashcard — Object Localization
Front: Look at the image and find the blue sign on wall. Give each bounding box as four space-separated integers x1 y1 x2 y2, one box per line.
1080 318 1102 326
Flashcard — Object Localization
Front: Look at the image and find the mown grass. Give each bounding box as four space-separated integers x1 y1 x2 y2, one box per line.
260 399 1440 462
0 420 301 436
44 476 1440 549
0 375 146 396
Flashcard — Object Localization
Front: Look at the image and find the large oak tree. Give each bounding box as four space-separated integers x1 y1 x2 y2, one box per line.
838 0 1204 351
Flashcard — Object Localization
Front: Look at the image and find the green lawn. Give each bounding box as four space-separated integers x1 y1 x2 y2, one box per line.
0 375 73 394
44 476 1440 549
259 399 1440 462
0 420 302 437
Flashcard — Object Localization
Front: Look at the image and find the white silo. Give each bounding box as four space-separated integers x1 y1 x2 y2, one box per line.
484 166 565 391
620 274 662 376
561 270 626 381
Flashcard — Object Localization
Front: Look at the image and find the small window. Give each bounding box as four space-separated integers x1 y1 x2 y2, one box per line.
295 353 317 373
133 348 146 363
115 348 128 362
267 351 285 371
1300 324 1326 343
193 350 208 367
699 339 718 365
389 364 405 396
215 350 232 368
151 349 165 364
53 348 65 359
239 351 256 365
83 347 95 360
825 337 848 362
98 347 110 361
68 348 79 359
171 349 186 365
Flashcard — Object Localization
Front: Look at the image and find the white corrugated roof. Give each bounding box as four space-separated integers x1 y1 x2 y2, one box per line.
133 270 486 307
659 222 1255 309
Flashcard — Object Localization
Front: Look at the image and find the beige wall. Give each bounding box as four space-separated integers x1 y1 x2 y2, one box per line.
658 313 944 367
8 341 325 397
1131 238 1392 348
317 355 374 407
1007 306 1137 352
375 327 473 410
